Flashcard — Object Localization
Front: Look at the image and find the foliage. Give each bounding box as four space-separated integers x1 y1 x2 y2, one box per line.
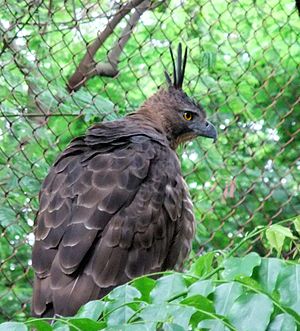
1 249 300 330
0 0 299 323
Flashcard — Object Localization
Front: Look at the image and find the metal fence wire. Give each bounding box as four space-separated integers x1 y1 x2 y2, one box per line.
0 0 299 321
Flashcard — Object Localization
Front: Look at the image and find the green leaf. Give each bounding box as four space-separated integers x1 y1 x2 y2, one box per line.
0 322 27 331
189 252 215 277
105 324 151 331
75 300 104 320
266 225 296 255
108 284 141 303
271 226 297 240
150 274 187 303
138 304 195 329
228 293 274 331
106 284 141 325
266 229 285 255
181 294 214 311
256 258 283 294
214 282 243 315
235 275 261 291
67 318 104 331
166 305 197 329
163 323 186 331
277 264 300 314
52 321 69 331
181 294 215 328
222 253 261 280
26 319 53 331
188 279 215 297
294 216 300 236
106 306 136 327
132 277 156 303
267 313 297 331
198 319 230 331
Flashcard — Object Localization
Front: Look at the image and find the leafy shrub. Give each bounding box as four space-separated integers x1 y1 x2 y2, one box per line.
1 247 299 330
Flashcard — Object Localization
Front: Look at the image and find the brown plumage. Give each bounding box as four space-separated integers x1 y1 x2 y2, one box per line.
31 44 217 317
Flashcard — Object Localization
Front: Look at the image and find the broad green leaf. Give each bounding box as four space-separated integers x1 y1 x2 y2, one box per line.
108 284 141 303
168 305 197 329
188 279 215 297
277 264 300 314
163 323 186 331
150 274 187 303
181 294 215 328
198 319 230 331
256 258 283 294
189 252 215 277
52 321 69 330
132 277 156 303
267 313 297 331
106 285 141 326
214 282 243 315
228 293 273 331
105 324 151 331
266 229 285 255
138 304 195 329
266 225 296 255
106 306 136 327
267 225 296 240
181 294 214 311
222 253 261 281
0 322 27 331
234 275 261 291
26 319 52 331
67 318 104 331
75 300 104 320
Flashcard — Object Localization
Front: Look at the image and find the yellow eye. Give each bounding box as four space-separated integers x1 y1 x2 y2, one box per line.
183 111 193 121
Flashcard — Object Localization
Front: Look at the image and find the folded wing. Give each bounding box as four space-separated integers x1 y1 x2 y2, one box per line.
32 134 194 317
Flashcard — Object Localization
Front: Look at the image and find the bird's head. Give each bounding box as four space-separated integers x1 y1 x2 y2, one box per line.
139 43 217 149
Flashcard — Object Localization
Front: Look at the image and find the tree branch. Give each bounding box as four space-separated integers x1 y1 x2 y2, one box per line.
0 21 46 122
67 0 151 92
90 1 151 81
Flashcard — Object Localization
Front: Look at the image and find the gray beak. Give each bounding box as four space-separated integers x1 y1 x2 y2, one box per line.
196 120 218 142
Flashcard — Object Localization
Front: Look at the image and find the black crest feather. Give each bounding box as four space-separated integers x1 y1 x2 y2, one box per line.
165 43 188 89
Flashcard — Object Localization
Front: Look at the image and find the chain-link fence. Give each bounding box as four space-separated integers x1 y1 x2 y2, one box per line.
0 0 299 322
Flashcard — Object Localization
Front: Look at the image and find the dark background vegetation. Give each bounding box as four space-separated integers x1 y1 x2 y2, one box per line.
0 0 299 326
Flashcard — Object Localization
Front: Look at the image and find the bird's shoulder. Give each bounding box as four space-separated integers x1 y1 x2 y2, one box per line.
52 116 180 174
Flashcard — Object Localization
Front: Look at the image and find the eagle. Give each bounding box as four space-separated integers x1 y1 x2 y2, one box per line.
31 44 217 317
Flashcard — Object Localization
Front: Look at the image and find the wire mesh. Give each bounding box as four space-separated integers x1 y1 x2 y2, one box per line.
0 0 299 321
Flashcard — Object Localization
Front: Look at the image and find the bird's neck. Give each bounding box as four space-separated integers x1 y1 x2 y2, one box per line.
127 107 177 149
131 107 163 129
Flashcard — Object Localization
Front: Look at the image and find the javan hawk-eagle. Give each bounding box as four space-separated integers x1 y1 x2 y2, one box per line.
32 44 217 317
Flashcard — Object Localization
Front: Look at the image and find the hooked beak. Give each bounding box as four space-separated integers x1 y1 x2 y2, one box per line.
196 120 217 142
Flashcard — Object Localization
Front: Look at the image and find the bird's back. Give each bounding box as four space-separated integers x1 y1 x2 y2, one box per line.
32 117 195 317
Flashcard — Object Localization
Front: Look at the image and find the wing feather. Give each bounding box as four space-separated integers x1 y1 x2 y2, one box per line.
32 132 194 317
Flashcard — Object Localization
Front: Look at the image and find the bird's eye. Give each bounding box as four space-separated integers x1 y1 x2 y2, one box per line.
183 111 193 121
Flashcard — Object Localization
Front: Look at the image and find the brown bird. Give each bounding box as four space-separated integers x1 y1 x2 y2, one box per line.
31 44 217 317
